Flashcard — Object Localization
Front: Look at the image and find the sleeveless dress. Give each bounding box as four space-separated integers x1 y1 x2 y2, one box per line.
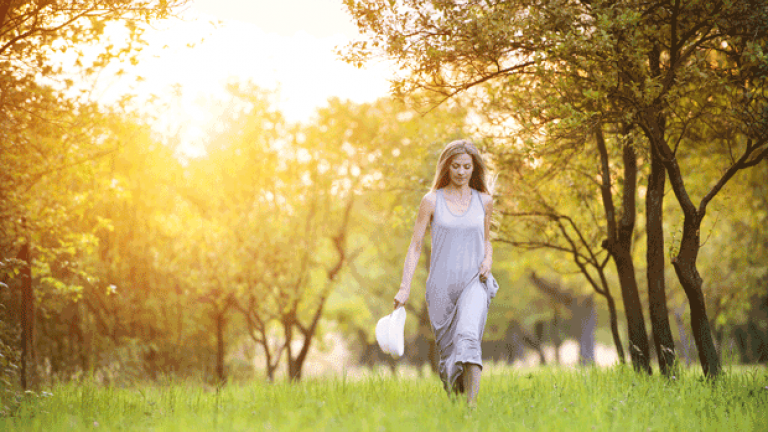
426 188 494 392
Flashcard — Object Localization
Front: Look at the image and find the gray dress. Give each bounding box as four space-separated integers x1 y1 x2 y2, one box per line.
426 188 497 392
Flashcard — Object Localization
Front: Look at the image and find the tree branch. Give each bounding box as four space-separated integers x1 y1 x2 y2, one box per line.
699 138 768 215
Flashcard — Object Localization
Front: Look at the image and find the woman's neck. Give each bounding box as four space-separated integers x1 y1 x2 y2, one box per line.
443 184 472 195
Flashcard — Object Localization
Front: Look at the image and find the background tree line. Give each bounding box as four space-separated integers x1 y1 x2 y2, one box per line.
1 0 766 405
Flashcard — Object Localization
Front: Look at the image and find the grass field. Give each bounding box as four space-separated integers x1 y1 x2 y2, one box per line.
2 365 767 431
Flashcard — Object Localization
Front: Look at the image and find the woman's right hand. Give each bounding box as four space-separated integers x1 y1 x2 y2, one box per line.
393 287 410 310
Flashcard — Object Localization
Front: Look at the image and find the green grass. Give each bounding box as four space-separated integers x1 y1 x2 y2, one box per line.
2 365 767 431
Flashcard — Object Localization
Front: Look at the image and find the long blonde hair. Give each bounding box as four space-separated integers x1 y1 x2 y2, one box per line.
430 140 490 193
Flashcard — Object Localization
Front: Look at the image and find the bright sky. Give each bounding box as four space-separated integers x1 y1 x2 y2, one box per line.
91 0 392 153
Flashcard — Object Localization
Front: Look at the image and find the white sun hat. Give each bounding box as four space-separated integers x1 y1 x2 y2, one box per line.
375 306 406 358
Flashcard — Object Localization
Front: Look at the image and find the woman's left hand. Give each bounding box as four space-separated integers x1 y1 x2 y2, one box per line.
479 260 491 281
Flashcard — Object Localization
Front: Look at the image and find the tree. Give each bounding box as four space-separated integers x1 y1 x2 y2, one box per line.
1 0 191 264
596 126 651 373
0 96 125 388
497 153 627 364
174 82 286 381
611 0 767 377
178 82 358 381
1 0 190 389
0 1 186 79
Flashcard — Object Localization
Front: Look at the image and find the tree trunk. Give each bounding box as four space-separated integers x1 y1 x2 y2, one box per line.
266 364 277 381
240 296 282 382
646 148 676 375
288 354 301 381
645 150 674 371
287 297 326 382
674 264 720 377
215 309 226 383
653 136 721 377
663 159 721 377
642 45 677 375
578 296 597 366
612 247 651 372
69 301 88 373
596 129 651 373
532 321 547 365
604 290 626 364
284 319 294 379
19 241 36 390
263 338 277 382
551 310 562 364
673 217 721 377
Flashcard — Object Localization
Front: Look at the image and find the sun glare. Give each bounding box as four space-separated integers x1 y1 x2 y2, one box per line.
66 1 391 159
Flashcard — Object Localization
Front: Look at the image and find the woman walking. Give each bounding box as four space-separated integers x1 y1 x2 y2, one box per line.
393 139 496 406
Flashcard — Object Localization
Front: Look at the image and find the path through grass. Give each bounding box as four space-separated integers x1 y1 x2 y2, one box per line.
2 366 767 431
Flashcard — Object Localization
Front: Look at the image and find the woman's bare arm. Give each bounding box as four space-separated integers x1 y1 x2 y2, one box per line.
394 192 435 308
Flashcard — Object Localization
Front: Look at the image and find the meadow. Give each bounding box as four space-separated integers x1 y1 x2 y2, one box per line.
2 365 767 432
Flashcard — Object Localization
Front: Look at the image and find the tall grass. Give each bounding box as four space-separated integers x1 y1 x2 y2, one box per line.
2 365 767 431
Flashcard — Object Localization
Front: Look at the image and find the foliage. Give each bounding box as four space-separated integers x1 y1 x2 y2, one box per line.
0 0 187 81
0 0 193 390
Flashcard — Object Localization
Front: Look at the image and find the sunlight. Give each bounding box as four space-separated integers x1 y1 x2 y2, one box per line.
61 1 392 158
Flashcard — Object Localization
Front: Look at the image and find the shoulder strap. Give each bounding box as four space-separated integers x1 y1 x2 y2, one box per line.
473 189 486 216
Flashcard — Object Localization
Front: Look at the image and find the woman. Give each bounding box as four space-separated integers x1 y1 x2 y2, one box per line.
394 139 495 406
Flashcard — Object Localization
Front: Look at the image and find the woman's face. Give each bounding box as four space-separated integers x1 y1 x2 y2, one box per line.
448 153 474 187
